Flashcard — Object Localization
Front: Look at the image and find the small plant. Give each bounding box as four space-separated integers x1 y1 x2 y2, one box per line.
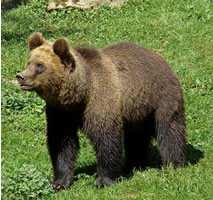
1 164 55 200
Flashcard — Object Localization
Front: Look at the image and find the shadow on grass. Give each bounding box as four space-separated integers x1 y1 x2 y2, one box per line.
74 143 204 180
146 143 204 169
185 143 204 165
75 163 97 177
1 0 25 10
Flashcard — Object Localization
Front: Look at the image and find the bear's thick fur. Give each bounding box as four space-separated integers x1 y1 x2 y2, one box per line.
16 32 186 190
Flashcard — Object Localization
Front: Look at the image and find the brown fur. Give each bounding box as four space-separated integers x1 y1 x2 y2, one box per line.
16 32 186 190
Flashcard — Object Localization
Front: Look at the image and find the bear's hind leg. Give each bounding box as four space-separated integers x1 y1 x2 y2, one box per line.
155 109 186 167
124 117 155 172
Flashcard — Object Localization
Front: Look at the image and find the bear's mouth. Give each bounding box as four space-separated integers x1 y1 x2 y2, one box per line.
20 84 35 91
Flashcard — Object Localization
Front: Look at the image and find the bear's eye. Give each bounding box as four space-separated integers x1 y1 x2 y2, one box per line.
36 63 45 73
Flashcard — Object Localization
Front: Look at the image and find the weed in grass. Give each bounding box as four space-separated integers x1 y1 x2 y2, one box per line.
2 164 55 199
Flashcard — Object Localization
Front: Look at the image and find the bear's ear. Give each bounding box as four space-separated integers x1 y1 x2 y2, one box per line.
53 38 75 71
28 32 44 51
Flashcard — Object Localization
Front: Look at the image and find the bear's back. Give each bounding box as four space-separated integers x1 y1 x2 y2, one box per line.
102 42 171 75
75 42 182 121
102 42 183 120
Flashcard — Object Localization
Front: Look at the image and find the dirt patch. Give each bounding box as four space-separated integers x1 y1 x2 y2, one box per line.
48 0 124 10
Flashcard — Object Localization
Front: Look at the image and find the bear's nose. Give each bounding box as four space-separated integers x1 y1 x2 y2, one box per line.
16 73 25 82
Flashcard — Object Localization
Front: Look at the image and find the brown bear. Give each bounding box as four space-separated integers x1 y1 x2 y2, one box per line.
16 32 186 190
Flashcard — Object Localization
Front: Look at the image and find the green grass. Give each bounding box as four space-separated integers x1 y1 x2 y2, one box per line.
1 0 213 199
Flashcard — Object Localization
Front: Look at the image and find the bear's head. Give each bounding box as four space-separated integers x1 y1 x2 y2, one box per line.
16 32 82 104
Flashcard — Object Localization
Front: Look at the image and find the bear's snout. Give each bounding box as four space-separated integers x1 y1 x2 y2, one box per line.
16 73 25 83
16 73 35 91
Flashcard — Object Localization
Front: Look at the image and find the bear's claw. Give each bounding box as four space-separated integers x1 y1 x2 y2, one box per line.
50 178 73 191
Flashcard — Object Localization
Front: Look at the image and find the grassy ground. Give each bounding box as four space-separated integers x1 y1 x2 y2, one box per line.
1 0 213 199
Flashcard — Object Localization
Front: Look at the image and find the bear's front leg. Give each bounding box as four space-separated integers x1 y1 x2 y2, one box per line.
48 133 79 191
46 105 80 191
94 134 123 188
85 115 123 188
